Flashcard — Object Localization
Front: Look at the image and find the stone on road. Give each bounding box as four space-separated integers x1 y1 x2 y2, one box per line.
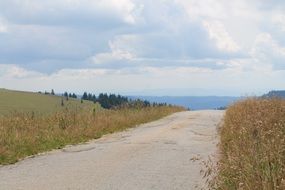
0 110 224 190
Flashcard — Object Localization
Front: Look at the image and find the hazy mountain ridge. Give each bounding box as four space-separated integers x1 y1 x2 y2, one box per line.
263 90 285 98
129 96 240 110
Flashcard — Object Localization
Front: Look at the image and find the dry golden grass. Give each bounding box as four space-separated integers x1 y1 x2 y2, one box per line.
0 106 184 165
209 98 285 190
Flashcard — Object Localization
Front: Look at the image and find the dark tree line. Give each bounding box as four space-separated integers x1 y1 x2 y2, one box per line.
42 89 171 109
39 89 55 95
81 92 170 109
81 92 129 109
82 92 96 103
63 92 77 99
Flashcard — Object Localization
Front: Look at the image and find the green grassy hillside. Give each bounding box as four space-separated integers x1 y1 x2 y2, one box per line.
0 89 99 115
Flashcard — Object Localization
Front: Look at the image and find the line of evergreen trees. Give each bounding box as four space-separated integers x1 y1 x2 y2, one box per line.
81 92 169 109
63 92 77 99
43 89 170 110
81 92 130 109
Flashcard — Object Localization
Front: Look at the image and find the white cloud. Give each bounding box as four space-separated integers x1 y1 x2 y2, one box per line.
203 20 239 52
0 64 43 78
80 0 139 24
1 1 285 95
91 50 135 65
1 64 285 96
176 0 260 21
176 0 260 51
251 33 285 70
91 35 139 64
0 0 139 25
272 12 285 31
0 18 8 33
51 69 108 79
175 0 226 20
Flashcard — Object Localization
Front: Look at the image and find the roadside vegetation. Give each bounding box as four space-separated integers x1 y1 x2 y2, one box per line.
208 98 285 190
0 89 184 165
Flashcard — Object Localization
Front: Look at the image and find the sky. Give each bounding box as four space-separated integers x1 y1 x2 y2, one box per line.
0 0 285 96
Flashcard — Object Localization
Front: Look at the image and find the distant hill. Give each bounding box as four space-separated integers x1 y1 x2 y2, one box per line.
129 96 240 110
0 89 98 115
262 90 285 98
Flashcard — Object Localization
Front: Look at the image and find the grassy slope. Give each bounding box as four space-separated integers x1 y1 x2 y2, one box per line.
211 98 285 190
0 88 98 115
0 89 184 165
0 107 183 165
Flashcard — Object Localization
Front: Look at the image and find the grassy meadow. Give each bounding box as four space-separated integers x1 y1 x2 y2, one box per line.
0 89 184 165
0 88 98 115
209 98 285 190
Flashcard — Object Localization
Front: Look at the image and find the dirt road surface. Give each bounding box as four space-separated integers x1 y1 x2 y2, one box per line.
0 110 224 190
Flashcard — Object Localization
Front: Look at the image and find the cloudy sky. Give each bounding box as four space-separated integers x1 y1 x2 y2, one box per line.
0 0 285 96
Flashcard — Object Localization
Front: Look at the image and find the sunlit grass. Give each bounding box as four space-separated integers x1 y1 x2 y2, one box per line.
0 88 97 115
0 106 184 165
208 98 285 190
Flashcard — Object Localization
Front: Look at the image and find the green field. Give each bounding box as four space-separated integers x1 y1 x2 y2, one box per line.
0 88 99 115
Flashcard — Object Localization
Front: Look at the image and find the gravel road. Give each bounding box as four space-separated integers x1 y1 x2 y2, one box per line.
0 110 224 190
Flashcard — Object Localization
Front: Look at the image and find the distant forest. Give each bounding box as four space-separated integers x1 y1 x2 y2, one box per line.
263 90 285 98
80 92 169 109
43 89 169 109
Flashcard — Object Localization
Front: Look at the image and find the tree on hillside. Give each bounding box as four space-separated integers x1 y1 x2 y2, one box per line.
92 94 96 103
63 92 69 101
98 93 110 109
72 93 77 99
88 93 93 101
51 89 55 95
82 92 88 100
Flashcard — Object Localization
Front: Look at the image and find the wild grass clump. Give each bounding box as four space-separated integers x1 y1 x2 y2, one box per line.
0 106 184 165
210 98 285 190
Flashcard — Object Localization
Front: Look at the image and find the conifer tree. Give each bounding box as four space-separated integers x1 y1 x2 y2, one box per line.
82 92 88 100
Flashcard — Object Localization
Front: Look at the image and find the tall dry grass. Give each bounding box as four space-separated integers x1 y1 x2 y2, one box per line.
0 106 184 165
209 98 285 190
